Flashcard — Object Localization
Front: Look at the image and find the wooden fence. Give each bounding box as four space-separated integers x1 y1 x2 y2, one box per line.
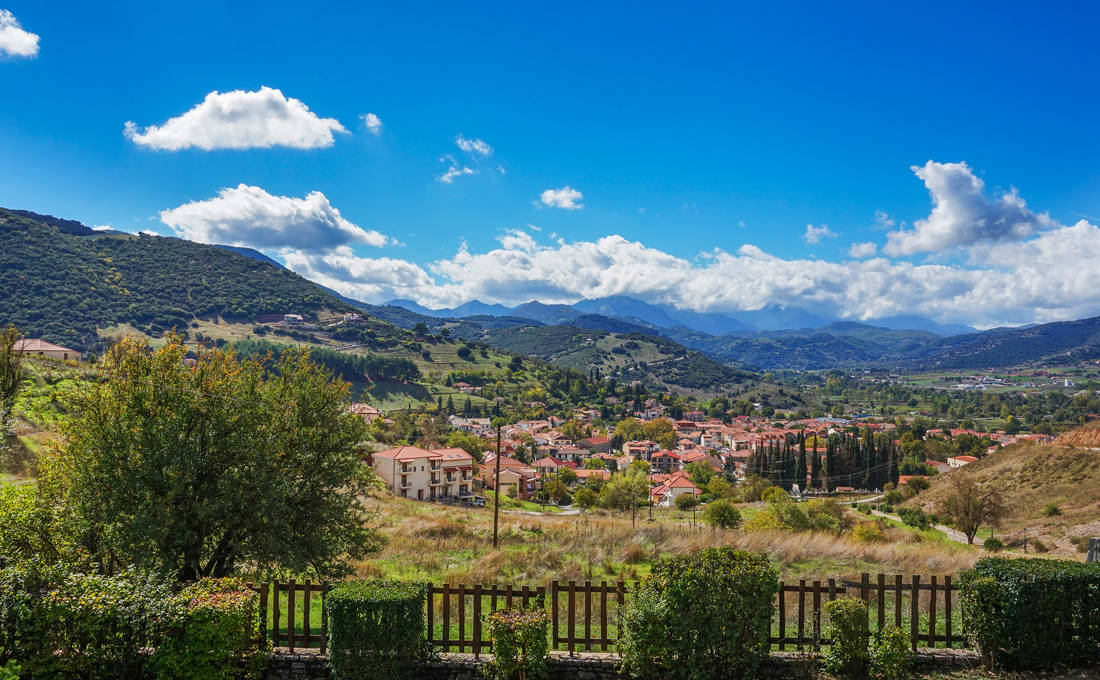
249 573 966 656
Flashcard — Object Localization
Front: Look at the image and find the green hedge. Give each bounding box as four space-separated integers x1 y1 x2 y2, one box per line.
149 578 269 680
0 567 264 680
822 598 869 678
620 548 778 680
485 608 550 680
327 580 430 680
959 557 1100 670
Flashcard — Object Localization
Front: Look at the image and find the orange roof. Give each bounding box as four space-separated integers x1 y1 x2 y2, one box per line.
433 447 475 462
13 339 76 353
373 446 440 461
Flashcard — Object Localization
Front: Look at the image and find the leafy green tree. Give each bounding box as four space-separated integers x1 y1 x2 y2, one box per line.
0 326 24 467
685 461 715 488
675 493 699 511
46 335 382 580
584 458 607 470
573 487 598 510
600 469 650 511
703 499 742 529
445 430 488 463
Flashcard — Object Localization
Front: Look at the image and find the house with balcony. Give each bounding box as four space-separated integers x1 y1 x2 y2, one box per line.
370 445 476 502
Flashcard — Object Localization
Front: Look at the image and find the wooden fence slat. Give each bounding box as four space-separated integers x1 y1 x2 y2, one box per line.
812 580 822 650
303 579 311 648
272 579 280 648
458 584 466 653
442 584 451 649
944 575 953 647
320 583 328 655
778 582 786 650
473 584 482 657
797 580 806 652
572 580 580 655
426 583 435 646
287 578 296 652
928 576 937 648
600 581 609 651
910 575 920 652
877 573 885 631
584 580 592 652
894 575 903 629
258 583 269 647
551 581 559 648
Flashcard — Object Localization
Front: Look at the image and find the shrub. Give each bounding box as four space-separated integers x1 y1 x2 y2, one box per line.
958 557 1100 670
869 626 912 680
822 598 869 678
20 569 172 680
1042 503 1061 517
982 537 1004 552
761 486 788 503
0 661 18 680
149 578 268 680
703 499 742 529
327 580 431 680
883 490 904 506
853 521 885 543
1030 538 1048 553
484 608 550 680
620 548 778 680
674 494 698 511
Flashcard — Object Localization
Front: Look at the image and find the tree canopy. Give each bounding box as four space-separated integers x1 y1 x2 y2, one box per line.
43 335 382 580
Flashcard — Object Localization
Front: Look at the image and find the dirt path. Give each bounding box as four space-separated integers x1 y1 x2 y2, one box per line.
870 509 984 546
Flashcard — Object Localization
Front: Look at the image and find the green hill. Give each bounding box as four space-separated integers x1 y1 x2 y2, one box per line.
1 208 354 352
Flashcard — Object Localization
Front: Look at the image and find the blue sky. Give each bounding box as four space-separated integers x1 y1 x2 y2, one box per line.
3 2 1100 327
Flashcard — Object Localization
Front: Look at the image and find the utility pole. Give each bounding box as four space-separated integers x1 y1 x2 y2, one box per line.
492 418 502 549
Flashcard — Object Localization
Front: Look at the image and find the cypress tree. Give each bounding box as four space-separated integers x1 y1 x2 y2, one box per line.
795 431 808 491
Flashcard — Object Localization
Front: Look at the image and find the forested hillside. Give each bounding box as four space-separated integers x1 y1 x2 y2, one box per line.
1 209 354 352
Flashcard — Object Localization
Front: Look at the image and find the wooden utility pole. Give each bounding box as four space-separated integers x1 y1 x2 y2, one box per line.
492 416 502 549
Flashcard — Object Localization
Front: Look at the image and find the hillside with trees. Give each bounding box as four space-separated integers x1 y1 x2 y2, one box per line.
0 208 355 352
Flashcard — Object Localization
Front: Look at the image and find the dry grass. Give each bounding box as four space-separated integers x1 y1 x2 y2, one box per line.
906 435 1100 557
358 494 979 585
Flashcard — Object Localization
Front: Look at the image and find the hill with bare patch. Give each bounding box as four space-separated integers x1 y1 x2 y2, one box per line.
905 432 1100 557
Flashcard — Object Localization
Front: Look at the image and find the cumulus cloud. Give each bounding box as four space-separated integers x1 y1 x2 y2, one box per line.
360 113 382 135
848 242 878 258
438 157 476 184
159 184 391 251
456 134 492 156
0 10 38 58
124 87 348 150
803 224 837 244
539 186 584 210
884 161 1056 256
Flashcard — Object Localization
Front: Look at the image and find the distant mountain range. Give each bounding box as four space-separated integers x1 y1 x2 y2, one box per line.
7 204 1100 374
383 295 976 336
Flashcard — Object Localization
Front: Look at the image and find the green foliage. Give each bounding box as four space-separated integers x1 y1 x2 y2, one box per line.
600 469 649 511
327 580 430 680
17 568 173 680
0 209 354 352
822 598 869 678
673 493 698 511
235 339 419 383
852 521 886 543
149 578 268 680
703 499 742 529
0 661 18 680
982 537 1004 552
484 608 550 680
761 486 787 503
47 336 381 580
572 487 598 510
620 548 778 680
869 626 912 680
1043 502 1061 517
959 557 1100 670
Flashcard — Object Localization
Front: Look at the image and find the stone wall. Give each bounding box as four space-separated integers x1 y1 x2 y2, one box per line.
265 648 980 679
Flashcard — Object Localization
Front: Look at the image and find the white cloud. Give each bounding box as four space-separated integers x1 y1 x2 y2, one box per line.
848 242 878 258
124 87 348 150
159 184 391 251
360 113 382 135
456 134 492 156
873 209 895 229
803 224 837 244
92 225 113 232
539 186 584 210
0 10 38 58
884 161 1056 256
438 163 476 184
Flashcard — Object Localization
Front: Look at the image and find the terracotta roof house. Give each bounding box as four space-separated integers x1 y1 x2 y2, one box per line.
650 472 700 507
13 339 81 362
371 446 474 501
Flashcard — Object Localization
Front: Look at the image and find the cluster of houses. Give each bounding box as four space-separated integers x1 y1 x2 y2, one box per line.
357 402 1057 509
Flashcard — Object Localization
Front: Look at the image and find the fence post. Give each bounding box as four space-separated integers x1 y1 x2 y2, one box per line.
320 582 329 656
778 582 786 651
928 575 937 648
303 579 311 648
812 580 822 651
426 583 435 648
877 573 885 632
258 582 269 646
458 584 466 653
584 580 592 652
600 580 609 652
797 579 805 652
894 575 902 629
442 584 451 650
567 580 576 656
